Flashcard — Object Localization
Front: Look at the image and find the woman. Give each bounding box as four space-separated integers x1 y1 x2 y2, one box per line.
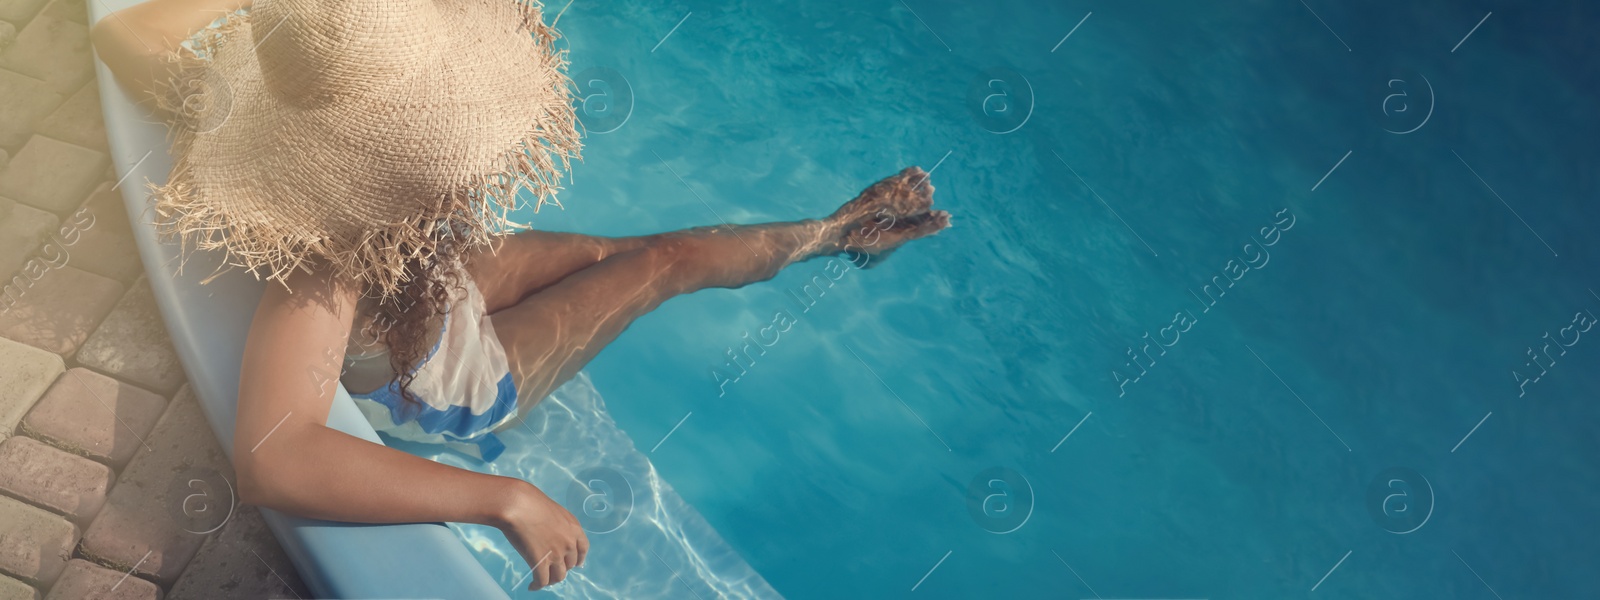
92 0 948 590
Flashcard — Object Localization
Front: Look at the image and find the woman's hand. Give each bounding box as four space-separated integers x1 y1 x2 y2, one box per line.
494 480 589 591
231 264 583 595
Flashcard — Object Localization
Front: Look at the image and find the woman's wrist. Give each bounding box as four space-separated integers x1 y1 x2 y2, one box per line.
481 476 540 529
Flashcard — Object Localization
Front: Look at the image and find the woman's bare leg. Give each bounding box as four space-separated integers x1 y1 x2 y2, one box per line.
489 167 950 426
489 221 826 416
466 231 654 313
467 224 837 314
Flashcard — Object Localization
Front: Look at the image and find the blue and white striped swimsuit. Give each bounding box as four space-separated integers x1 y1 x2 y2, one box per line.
345 279 521 461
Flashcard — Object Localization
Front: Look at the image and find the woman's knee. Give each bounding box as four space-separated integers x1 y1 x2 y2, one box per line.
647 236 720 290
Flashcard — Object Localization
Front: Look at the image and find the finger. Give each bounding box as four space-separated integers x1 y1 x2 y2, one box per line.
563 549 578 570
532 564 550 590
577 534 590 567
549 563 569 586
531 551 554 590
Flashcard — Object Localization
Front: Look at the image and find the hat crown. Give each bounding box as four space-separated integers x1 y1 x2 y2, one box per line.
150 0 582 299
251 0 440 104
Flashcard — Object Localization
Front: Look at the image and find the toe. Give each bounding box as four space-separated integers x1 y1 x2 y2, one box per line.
898 210 948 238
897 166 928 192
912 182 935 211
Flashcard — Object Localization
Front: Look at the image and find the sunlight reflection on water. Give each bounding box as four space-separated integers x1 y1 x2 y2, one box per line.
389 372 779 599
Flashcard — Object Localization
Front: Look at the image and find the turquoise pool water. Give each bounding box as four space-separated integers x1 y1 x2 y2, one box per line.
408 0 1600 597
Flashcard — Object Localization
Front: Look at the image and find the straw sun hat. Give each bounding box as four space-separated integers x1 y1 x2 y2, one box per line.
151 0 582 298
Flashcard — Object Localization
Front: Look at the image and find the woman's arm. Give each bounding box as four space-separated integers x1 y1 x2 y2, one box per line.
89 0 250 109
233 265 586 590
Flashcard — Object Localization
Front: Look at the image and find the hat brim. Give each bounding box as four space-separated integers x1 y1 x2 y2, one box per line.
150 0 582 297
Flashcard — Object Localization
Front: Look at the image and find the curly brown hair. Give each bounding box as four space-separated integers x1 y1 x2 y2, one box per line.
352 221 477 408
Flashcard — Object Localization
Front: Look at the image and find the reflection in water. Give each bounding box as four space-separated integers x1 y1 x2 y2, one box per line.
388 372 780 599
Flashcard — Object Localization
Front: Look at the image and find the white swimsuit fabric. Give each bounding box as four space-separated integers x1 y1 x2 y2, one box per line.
345 278 520 461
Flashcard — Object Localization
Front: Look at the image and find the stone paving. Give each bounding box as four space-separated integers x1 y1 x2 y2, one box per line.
0 1 310 598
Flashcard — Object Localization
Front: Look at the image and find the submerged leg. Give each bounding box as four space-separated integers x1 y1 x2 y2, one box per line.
488 220 832 422
466 230 655 313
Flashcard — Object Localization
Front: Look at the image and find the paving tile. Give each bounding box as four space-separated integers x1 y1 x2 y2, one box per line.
0 70 63 151
34 80 103 151
43 559 160 600
0 196 58 283
0 436 113 526
0 0 49 27
0 14 92 95
38 0 85 25
0 136 106 214
19 368 165 470
79 387 230 587
70 278 184 395
0 265 123 356
61 184 141 282
167 506 308 600
0 24 13 55
0 574 36 600
0 494 77 588
0 337 63 438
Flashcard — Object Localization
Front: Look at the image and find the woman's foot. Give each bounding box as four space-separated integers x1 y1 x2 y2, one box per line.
825 166 951 267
